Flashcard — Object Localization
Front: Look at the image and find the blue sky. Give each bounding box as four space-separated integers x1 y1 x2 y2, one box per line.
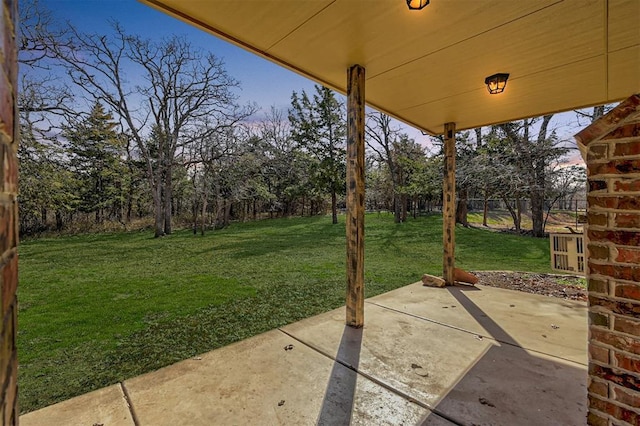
36 0 587 158
41 0 317 112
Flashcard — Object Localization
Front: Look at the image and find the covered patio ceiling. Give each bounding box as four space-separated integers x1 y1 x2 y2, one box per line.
140 0 638 135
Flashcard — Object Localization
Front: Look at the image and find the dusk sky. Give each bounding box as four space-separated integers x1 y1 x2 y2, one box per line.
36 0 588 158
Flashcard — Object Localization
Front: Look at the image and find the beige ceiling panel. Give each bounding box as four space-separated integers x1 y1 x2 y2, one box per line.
398 56 606 134
267 0 560 80
144 0 333 52
608 0 640 52
608 45 640 100
141 0 639 133
367 0 604 111
365 0 560 79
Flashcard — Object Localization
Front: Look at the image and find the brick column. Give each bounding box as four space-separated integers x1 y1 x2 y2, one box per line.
0 0 19 424
575 95 640 426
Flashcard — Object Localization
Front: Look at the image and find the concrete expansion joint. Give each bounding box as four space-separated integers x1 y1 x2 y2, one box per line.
366 300 588 367
120 382 141 426
276 327 466 425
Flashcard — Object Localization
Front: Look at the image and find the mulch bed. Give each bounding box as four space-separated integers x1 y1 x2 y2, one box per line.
471 271 587 301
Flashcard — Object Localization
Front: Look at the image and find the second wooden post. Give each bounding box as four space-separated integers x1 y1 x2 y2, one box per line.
443 122 456 285
346 64 365 328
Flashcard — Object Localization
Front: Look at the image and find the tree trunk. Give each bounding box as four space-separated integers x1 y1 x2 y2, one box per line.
482 191 489 227
192 197 199 235
401 195 408 222
394 193 402 223
55 210 64 231
163 167 173 235
455 187 469 227
502 195 521 233
175 197 182 219
192 167 200 234
543 195 561 232
530 159 546 237
530 115 554 238
201 193 208 236
515 196 522 233
151 178 164 238
531 188 545 237
331 188 338 224
41 207 47 228
126 192 133 223
224 200 232 227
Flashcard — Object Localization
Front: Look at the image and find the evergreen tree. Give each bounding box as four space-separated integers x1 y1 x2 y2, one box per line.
18 123 79 233
289 85 346 224
64 102 126 223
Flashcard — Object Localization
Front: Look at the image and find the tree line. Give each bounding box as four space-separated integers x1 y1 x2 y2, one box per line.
18 0 588 238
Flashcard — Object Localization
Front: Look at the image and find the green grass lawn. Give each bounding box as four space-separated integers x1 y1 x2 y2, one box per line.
17 213 551 413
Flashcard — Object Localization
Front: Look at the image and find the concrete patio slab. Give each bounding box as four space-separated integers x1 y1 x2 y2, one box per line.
282 296 587 425
282 303 497 408
369 283 588 364
429 342 587 425
20 384 135 426
19 282 588 425
124 329 431 426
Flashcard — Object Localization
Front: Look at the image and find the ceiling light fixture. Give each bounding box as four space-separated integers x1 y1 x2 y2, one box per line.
407 0 430 10
485 73 510 94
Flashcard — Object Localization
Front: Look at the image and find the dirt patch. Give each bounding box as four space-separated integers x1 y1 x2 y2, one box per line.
471 271 587 301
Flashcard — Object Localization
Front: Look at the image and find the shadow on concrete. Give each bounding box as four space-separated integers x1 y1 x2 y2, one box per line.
316 326 363 426
419 285 587 425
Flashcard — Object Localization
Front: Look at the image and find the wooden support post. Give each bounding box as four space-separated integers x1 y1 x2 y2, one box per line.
443 122 456 285
346 64 365 328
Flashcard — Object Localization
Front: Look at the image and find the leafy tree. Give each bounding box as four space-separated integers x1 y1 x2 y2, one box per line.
258 107 313 217
365 153 393 213
64 102 126 223
17 0 81 233
289 86 346 224
18 121 78 233
394 137 436 219
39 21 253 237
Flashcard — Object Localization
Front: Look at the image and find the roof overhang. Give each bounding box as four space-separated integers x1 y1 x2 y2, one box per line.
140 0 639 135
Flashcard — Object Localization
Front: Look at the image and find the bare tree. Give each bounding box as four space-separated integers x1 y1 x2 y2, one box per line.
366 112 404 222
17 0 82 232
499 115 569 237
258 107 309 217
40 23 253 236
18 0 79 140
454 129 484 227
575 104 612 125
185 126 245 235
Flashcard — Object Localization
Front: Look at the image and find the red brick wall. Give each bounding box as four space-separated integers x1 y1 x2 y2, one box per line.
0 0 18 420
576 94 640 426
0 0 18 424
